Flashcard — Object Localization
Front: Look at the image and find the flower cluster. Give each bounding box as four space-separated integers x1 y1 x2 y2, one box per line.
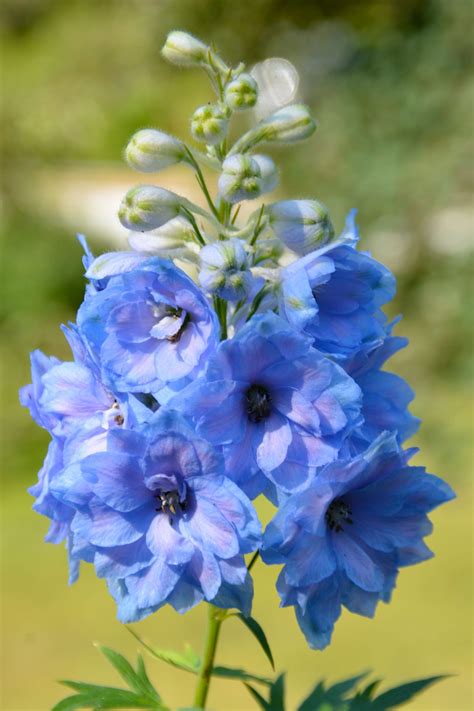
21 32 453 649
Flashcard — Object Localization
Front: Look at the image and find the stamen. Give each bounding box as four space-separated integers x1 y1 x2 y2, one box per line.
325 499 354 533
246 384 272 423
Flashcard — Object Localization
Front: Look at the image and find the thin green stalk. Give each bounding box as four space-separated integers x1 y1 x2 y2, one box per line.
184 146 221 222
193 605 225 709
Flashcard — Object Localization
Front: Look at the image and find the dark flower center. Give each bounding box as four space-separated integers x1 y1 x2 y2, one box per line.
325 498 354 533
155 489 186 522
246 384 272 423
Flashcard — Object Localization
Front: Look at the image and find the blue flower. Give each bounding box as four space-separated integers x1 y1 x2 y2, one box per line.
169 313 362 498
344 326 420 451
279 211 396 361
261 432 454 649
20 326 140 582
77 255 218 396
51 410 260 621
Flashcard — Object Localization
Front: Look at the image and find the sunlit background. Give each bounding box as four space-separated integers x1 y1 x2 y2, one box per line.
1 1 473 709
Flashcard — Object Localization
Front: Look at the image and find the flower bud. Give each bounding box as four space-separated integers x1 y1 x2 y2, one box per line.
224 73 258 110
127 217 198 260
199 238 258 301
191 104 229 145
161 31 208 67
218 154 278 204
230 104 316 154
118 185 182 232
252 154 279 193
267 200 334 255
125 129 187 173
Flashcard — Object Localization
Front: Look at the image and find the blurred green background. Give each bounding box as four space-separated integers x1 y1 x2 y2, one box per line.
1 0 472 709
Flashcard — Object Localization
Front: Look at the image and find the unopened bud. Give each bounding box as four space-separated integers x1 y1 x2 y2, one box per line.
267 199 334 255
230 104 316 154
127 216 197 254
218 153 278 204
191 104 229 145
161 31 208 67
252 154 279 193
199 238 257 301
224 73 258 111
125 129 187 173
119 185 182 232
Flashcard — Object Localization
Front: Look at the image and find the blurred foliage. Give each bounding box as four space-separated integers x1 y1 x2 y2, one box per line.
0 1 472 709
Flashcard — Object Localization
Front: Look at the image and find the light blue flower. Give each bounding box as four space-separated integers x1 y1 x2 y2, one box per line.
169 313 362 498
77 255 218 396
261 432 454 649
344 325 420 451
51 410 260 621
280 211 395 361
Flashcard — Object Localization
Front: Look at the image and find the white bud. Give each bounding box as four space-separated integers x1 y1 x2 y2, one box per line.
128 218 200 263
218 154 278 204
252 154 279 193
230 104 316 154
125 129 187 173
224 73 258 111
191 104 229 145
267 199 334 255
118 185 182 232
161 31 208 67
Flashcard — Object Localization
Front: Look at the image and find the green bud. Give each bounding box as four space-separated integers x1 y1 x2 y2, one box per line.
230 104 316 154
224 73 258 111
125 129 187 173
191 103 229 145
119 185 182 232
161 31 208 67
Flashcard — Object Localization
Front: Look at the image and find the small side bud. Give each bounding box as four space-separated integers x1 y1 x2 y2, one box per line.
224 73 258 111
267 199 334 255
128 217 199 262
199 238 259 301
252 154 279 194
218 154 278 204
119 185 182 232
125 129 187 173
191 104 229 145
230 104 316 154
161 31 208 67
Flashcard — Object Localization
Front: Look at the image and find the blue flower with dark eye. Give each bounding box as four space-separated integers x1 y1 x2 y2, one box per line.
279 211 396 362
261 432 454 649
343 326 420 452
51 410 260 621
169 313 362 499
77 255 218 397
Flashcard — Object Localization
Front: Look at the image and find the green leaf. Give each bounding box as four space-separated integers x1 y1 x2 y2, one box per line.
298 673 368 711
52 696 93 711
127 627 200 673
54 682 165 709
269 673 286 711
372 676 447 709
244 683 271 711
136 653 162 699
97 644 160 700
213 665 272 685
236 613 275 670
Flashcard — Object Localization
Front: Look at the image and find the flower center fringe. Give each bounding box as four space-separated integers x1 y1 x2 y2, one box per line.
325 499 354 533
245 384 272 423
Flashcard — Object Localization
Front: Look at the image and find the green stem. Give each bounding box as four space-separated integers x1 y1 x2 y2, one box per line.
193 605 224 709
